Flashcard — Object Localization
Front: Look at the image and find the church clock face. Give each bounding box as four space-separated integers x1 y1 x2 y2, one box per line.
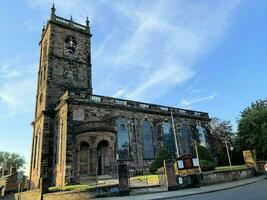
64 35 78 57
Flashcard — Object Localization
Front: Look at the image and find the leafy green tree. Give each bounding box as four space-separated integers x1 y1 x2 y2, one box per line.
0 151 26 175
237 103 267 160
210 117 234 165
149 149 171 174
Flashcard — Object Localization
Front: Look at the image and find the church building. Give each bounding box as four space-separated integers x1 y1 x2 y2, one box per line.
29 5 211 188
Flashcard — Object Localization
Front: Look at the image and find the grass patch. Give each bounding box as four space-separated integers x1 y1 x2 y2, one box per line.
215 165 248 172
49 184 95 192
129 174 159 185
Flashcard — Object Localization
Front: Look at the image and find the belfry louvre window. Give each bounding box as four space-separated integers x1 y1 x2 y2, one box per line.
42 40 47 63
142 120 155 160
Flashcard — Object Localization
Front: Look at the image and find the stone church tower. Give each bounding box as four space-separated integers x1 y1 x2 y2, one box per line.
29 5 92 188
29 5 212 189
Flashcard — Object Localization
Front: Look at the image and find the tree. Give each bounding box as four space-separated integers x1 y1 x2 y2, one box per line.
0 151 26 175
236 103 267 160
149 149 171 174
210 117 234 165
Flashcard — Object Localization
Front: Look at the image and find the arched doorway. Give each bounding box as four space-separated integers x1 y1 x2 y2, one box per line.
79 142 89 175
97 140 110 175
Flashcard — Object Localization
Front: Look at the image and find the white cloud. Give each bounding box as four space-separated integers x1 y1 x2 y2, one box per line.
0 59 37 115
0 78 36 114
180 92 218 107
25 0 240 103
112 89 126 98
126 64 195 101
0 58 21 79
93 0 240 101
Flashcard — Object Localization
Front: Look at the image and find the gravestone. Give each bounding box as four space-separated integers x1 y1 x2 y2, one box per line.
118 163 129 196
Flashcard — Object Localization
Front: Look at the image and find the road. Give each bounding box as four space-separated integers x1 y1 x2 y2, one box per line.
167 179 267 200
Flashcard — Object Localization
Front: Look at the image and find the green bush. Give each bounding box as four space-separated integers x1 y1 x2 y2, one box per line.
200 160 216 171
197 145 215 163
149 149 171 174
195 145 216 171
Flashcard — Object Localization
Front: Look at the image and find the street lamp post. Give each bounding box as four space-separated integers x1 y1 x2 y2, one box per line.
224 139 232 170
171 112 180 158
193 140 202 173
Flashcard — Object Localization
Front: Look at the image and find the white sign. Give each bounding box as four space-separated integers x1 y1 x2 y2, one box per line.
178 160 184 169
192 158 200 167
178 177 183 184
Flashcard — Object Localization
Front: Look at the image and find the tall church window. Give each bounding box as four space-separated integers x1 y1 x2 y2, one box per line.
197 124 207 147
34 129 40 169
43 65 47 80
180 124 192 155
42 40 47 63
116 118 130 160
39 71 43 87
162 122 175 157
142 120 155 160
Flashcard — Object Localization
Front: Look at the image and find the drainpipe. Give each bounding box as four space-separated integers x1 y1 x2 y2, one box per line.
171 112 180 158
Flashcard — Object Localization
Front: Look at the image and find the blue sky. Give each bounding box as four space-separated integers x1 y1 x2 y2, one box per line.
0 0 267 172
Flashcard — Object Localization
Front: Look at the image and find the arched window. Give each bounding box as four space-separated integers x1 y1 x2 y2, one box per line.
162 122 175 157
180 124 192 155
116 118 130 160
142 120 155 160
197 124 207 147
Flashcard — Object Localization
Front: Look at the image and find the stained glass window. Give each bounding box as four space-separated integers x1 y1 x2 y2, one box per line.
162 122 175 157
181 124 192 155
197 125 207 147
116 118 130 160
142 120 155 159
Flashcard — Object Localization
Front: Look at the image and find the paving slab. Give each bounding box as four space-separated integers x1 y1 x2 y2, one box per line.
99 176 266 200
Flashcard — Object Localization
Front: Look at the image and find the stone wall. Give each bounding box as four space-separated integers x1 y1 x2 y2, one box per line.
43 190 91 200
200 168 256 186
0 189 41 200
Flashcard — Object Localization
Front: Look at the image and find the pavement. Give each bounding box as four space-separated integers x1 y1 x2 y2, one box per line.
166 178 267 200
99 175 266 200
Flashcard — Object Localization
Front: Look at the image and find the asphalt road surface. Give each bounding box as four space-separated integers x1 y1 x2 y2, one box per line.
167 178 267 200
